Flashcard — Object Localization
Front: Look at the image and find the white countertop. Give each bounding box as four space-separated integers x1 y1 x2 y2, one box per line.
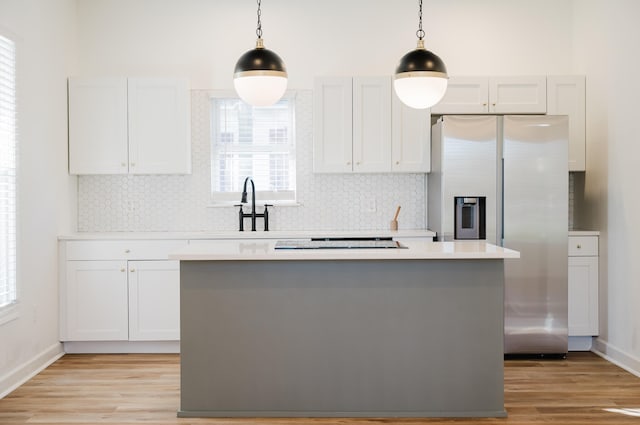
58 229 436 241
169 239 520 261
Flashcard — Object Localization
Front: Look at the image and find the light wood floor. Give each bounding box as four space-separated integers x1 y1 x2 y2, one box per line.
1 352 639 424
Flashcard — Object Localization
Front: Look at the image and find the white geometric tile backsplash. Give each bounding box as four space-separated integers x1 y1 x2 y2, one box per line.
78 90 428 232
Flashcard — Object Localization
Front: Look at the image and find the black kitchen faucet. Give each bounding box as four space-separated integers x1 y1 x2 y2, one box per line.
235 176 271 231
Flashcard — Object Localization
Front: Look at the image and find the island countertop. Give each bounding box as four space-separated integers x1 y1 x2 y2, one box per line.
169 239 520 261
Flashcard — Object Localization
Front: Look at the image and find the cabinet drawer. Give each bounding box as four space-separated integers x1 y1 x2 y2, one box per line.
66 240 188 260
568 236 598 256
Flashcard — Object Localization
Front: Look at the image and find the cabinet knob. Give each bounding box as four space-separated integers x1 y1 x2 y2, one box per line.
346 161 351 165
356 162 361 165
395 161 400 165
125 249 130 254
130 162 136 167
483 103 487 107
576 244 581 249
121 163 126 167
130 268 136 272
120 268 126 272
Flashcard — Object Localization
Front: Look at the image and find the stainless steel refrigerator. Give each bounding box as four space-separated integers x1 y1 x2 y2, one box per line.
429 115 568 355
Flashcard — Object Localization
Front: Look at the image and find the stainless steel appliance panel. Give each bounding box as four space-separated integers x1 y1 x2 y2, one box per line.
502 115 569 354
428 116 498 242
429 114 569 355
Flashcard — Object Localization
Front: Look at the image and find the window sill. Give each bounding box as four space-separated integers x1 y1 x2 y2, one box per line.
0 302 19 327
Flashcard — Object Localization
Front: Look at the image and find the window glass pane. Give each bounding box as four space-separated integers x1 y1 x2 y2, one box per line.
0 34 17 308
211 93 296 201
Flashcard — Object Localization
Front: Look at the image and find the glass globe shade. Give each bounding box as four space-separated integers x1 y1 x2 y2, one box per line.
233 75 288 107
393 76 448 109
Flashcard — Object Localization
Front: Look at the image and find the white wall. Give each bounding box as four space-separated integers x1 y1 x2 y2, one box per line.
0 0 76 396
75 0 575 88
573 0 640 374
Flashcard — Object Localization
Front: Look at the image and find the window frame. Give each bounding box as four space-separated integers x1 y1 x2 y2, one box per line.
0 31 18 322
209 90 297 205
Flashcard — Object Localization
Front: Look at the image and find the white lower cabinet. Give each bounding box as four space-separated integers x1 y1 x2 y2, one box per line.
65 260 129 341
60 240 186 343
568 235 599 337
128 260 180 341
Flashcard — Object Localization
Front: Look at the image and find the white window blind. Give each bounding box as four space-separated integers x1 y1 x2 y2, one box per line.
0 34 17 309
211 92 296 203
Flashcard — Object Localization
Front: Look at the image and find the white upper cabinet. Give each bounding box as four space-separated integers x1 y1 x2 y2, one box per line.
489 76 547 114
430 77 489 114
313 77 353 173
314 76 430 173
68 77 191 175
431 76 547 114
353 77 392 172
127 78 191 174
68 78 129 174
392 93 431 172
547 75 586 171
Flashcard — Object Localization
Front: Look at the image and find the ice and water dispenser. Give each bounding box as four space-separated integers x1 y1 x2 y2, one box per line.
454 196 486 240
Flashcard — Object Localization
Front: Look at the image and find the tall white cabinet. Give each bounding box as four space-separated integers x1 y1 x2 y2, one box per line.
547 75 586 171
313 76 431 173
568 233 599 338
68 77 191 175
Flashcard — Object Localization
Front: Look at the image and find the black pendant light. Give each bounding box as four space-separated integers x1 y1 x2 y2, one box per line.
233 0 288 107
394 0 448 109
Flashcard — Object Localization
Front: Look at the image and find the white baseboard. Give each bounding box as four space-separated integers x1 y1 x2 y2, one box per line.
592 338 640 378
63 340 180 353
0 342 64 399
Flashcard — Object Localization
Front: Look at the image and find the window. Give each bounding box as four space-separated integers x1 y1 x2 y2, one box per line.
0 34 17 309
210 92 296 203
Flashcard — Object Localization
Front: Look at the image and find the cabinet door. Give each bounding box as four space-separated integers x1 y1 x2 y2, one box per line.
391 93 431 172
547 75 586 171
430 76 489 114
64 260 128 340
489 76 547 114
127 78 191 174
353 77 392 172
313 77 353 173
68 78 128 174
568 256 599 336
128 260 180 341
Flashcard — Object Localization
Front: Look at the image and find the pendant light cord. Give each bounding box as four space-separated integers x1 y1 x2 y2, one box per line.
416 0 425 40
256 0 263 39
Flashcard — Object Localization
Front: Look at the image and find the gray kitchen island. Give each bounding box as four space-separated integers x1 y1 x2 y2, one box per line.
170 239 519 418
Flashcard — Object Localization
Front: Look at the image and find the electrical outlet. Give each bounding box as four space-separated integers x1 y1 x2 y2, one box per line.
365 199 377 213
